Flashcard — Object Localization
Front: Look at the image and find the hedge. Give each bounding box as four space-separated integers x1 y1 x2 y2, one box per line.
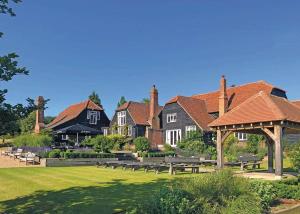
138 151 176 158
62 152 115 159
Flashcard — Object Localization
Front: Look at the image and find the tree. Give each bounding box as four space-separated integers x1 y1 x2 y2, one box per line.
0 103 19 136
1 1 29 103
19 111 35 134
117 96 127 107
88 91 101 106
142 98 150 104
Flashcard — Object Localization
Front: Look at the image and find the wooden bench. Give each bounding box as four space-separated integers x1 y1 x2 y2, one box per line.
238 154 262 171
165 157 202 175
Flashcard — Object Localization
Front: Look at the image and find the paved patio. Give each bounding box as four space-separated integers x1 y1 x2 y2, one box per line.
0 148 40 168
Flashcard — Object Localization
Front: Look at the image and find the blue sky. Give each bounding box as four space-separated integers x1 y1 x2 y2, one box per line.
1 0 300 118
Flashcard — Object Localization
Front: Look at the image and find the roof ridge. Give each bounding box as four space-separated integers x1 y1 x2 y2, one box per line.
191 80 276 97
260 92 287 120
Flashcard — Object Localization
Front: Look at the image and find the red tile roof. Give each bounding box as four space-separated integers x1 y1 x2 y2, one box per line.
209 91 300 127
166 96 214 131
117 101 163 126
47 100 103 129
192 81 285 113
292 101 300 109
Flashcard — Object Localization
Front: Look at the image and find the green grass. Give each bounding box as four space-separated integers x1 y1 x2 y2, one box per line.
0 167 193 214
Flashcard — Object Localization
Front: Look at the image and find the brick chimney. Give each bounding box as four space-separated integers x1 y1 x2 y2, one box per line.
148 85 160 129
219 75 228 117
34 96 45 134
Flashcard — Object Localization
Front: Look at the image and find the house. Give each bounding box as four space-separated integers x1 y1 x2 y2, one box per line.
47 100 110 144
110 86 163 146
286 100 300 144
161 76 288 147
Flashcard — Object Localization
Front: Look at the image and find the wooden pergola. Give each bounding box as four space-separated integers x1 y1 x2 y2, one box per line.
209 91 300 177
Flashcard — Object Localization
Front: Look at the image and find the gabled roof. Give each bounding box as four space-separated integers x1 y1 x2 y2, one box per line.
192 81 286 113
166 96 214 131
47 100 103 129
117 101 163 126
53 123 101 134
209 91 300 127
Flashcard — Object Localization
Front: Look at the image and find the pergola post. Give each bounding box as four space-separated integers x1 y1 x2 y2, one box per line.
266 138 274 173
274 125 283 177
216 130 224 169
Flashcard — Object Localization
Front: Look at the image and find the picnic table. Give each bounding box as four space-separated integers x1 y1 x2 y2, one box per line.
238 154 262 171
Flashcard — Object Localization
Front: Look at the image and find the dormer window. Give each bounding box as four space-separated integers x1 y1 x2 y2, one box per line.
118 111 126 126
87 110 100 125
167 113 177 123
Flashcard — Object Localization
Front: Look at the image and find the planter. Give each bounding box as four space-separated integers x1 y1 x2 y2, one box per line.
40 158 118 167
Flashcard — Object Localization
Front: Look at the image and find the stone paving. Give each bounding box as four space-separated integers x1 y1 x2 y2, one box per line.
0 148 40 168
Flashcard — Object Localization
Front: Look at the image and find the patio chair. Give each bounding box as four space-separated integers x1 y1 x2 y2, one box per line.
19 152 37 165
1 147 13 156
9 148 23 159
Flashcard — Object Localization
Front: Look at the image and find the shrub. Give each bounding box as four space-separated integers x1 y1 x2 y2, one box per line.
224 194 262 214
62 152 115 159
163 144 175 152
130 188 201 214
129 170 262 214
177 131 206 155
273 182 300 200
250 180 277 211
91 135 112 153
107 134 128 151
289 142 300 171
48 149 61 158
205 146 217 160
246 134 264 154
13 134 52 147
133 137 150 152
138 151 175 158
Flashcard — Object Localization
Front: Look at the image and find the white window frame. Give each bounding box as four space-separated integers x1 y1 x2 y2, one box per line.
166 129 181 147
128 125 132 136
185 125 197 138
235 132 247 141
62 134 69 140
88 110 98 125
117 111 126 126
103 128 108 136
167 113 177 123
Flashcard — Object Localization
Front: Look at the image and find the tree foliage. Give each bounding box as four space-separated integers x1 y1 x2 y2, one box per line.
19 111 35 134
117 96 127 107
88 91 101 106
142 98 150 104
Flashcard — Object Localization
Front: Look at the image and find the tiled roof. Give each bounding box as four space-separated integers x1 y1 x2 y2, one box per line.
166 96 214 131
209 91 300 127
117 101 163 126
192 81 285 113
292 101 300 109
47 100 103 129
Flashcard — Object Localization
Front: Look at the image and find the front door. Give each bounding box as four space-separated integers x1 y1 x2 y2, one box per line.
166 129 181 147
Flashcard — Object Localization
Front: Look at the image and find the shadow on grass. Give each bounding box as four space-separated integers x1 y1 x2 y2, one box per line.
0 178 171 214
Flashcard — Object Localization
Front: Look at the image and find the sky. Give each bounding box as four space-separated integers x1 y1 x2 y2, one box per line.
1 0 300 118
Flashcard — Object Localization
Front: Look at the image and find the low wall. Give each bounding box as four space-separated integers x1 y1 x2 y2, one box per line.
40 158 118 167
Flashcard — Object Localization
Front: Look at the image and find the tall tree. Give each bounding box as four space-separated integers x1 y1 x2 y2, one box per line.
117 96 127 107
142 98 150 104
88 91 101 106
1 0 29 103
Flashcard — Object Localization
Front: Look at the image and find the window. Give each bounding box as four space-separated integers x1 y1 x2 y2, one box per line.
167 113 177 123
185 125 196 138
103 128 108 136
87 110 99 125
61 134 69 140
118 111 126 126
128 125 133 136
118 127 123 135
235 132 247 141
166 129 181 147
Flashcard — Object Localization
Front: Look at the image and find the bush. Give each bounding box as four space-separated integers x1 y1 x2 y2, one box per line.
250 180 277 211
129 170 262 214
129 188 201 214
289 142 300 171
246 134 264 154
48 149 61 158
91 135 112 153
133 137 150 152
13 134 52 147
163 144 175 152
62 152 115 159
107 134 128 151
138 151 175 158
273 182 300 200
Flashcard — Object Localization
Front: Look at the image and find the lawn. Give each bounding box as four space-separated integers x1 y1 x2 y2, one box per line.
0 167 188 214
